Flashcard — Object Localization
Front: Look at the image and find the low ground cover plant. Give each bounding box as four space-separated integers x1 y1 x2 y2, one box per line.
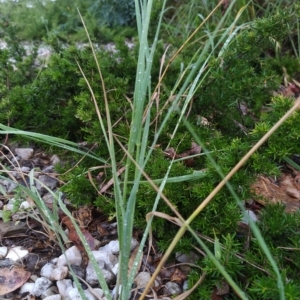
1 0 300 299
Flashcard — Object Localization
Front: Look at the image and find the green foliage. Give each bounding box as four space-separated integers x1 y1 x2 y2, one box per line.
92 0 135 27
249 275 300 299
188 204 300 299
0 0 137 43
60 165 98 204
0 39 138 141
2 188 24 222
1 1 300 298
193 4 300 138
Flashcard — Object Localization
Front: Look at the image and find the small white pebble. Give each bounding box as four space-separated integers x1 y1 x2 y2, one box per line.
0 246 8 258
6 246 28 261
57 246 82 267
41 286 59 299
111 262 119 275
15 148 34 160
40 263 56 279
30 275 39 282
20 282 35 294
56 279 73 299
135 272 151 288
20 200 34 210
241 210 258 225
43 295 61 300
92 288 104 298
68 287 81 300
50 266 68 281
50 154 60 165
164 281 182 295
33 277 52 296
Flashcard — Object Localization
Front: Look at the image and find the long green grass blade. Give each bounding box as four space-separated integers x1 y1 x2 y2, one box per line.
0 124 106 163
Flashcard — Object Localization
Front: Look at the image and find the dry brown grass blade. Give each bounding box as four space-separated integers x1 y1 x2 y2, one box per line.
99 166 126 194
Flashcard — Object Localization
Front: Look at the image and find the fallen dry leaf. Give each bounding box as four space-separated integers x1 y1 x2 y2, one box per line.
273 83 300 98
128 245 142 277
74 206 93 227
62 217 96 252
251 173 300 213
216 280 230 296
170 267 187 284
164 142 201 167
0 267 31 295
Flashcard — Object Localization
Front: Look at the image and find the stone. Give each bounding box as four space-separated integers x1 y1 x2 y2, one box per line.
241 210 258 225
90 288 104 299
100 238 138 254
2 180 18 193
176 251 199 263
51 155 60 165
41 286 59 299
30 275 39 282
86 260 115 286
100 240 120 254
84 288 100 300
111 262 119 275
130 238 139 251
183 280 188 291
21 166 31 172
68 288 81 300
91 250 118 269
40 263 68 281
164 282 182 295
5 198 16 211
12 167 31 179
0 179 7 193
50 266 69 281
56 279 73 299
42 165 55 173
20 200 35 210
134 272 159 290
20 282 35 295
0 221 27 240
43 193 54 204
41 263 56 279
43 295 61 300
36 175 58 194
70 265 85 278
0 259 14 268
6 246 28 261
135 272 151 289
33 277 52 296
111 285 122 299
57 246 82 267
15 148 34 160
0 246 8 258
